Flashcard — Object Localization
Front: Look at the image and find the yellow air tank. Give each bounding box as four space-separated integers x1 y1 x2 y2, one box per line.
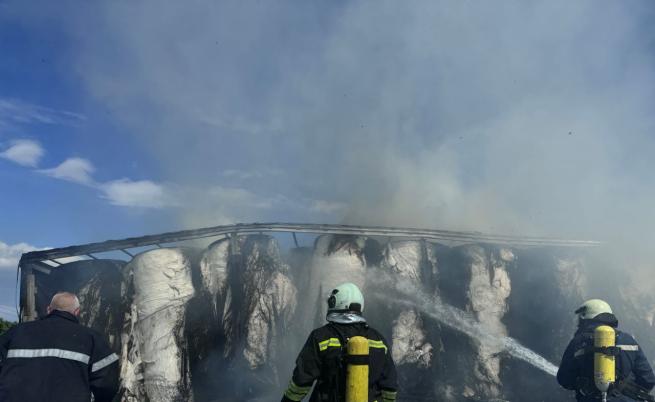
346 336 369 402
594 325 616 399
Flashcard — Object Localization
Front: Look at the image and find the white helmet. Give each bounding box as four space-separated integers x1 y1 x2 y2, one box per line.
327 282 364 313
575 299 613 320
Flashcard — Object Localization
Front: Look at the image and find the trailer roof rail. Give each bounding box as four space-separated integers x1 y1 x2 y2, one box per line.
19 222 602 267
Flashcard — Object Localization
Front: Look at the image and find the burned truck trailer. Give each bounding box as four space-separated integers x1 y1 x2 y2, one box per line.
17 222 606 401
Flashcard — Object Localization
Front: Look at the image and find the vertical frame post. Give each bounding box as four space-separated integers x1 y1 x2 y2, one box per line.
22 265 37 322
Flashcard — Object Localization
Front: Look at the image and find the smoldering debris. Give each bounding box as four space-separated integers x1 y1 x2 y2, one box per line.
30 235 655 401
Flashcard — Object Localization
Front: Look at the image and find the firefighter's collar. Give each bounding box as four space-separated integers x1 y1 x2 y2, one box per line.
46 309 80 323
326 312 367 324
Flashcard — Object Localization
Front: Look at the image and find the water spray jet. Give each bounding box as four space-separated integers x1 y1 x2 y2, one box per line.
370 274 559 377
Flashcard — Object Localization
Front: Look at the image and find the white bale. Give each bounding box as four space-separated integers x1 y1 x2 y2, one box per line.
199 238 230 318
120 248 195 402
465 245 511 397
385 241 434 368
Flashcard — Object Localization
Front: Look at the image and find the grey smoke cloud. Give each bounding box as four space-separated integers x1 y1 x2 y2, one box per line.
8 1 655 243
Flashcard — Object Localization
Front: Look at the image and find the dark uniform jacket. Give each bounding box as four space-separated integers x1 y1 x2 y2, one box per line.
282 322 398 402
0 310 119 402
557 320 655 401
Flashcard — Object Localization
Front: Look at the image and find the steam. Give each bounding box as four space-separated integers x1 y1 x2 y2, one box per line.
370 273 559 377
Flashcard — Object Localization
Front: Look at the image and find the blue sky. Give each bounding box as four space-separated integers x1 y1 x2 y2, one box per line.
1 1 655 320
0 7 181 319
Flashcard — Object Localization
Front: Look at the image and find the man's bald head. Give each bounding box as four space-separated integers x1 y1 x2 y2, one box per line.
47 292 81 316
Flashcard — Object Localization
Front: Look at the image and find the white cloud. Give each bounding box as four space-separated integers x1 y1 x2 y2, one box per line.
0 139 44 167
101 179 172 208
37 157 171 209
0 241 45 271
0 97 84 129
39 157 96 185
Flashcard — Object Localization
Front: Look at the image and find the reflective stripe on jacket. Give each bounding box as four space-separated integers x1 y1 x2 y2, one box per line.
282 322 398 402
0 310 119 402
557 322 655 401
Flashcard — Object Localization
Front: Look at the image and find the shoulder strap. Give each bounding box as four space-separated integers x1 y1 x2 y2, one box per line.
324 324 348 402
327 323 348 349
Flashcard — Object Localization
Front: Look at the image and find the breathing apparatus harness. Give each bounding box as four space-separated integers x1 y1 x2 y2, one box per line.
574 323 654 402
321 285 369 402
320 321 371 402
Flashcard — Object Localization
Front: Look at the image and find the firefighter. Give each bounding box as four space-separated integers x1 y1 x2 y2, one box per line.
0 292 119 402
557 299 655 401
281 282 398 402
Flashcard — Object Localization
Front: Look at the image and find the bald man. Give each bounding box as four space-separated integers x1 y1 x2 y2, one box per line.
0 292 119 402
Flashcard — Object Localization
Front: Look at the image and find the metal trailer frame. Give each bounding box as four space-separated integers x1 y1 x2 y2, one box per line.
17 222 602 322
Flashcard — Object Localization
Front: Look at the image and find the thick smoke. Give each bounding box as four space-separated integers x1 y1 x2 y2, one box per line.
48 0 655 313
6 1 654 241
7 1 655 398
